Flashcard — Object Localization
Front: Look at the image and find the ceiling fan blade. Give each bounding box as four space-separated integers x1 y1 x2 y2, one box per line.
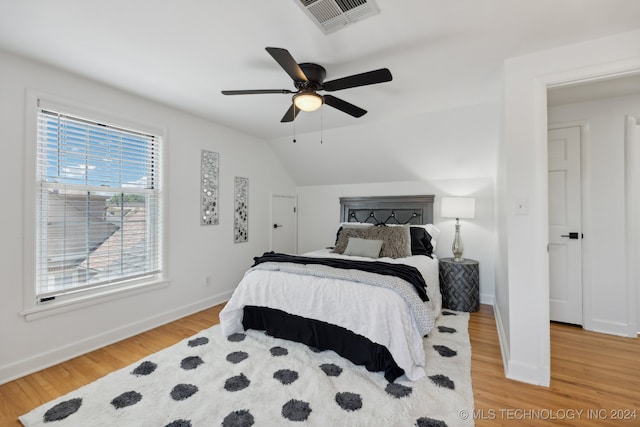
266 47 309 83
280 103 301 123
221 89 294 95
323 95 367 118
323 68 392 92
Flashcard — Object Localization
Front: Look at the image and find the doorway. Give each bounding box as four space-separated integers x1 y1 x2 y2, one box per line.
270 194 297 254
547 125 583 325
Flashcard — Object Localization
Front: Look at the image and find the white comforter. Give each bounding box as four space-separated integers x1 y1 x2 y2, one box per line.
219 249 441 381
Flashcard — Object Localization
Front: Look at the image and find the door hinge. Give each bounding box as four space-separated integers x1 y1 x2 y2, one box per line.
293 207 297 213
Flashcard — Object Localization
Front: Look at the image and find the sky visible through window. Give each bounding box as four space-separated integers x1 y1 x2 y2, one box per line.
41 111 153 190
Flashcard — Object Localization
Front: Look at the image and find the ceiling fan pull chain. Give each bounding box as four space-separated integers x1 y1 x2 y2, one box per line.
293 103 297 143
320 104 323 144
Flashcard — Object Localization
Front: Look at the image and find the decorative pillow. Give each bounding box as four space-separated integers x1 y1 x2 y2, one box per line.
333 227 369 253
412 224 440 250
366 224 412 258
343 237 383 258
410 227 434 257
334 222 374 244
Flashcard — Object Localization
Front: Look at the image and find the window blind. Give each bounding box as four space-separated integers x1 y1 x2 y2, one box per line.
35 108 162 302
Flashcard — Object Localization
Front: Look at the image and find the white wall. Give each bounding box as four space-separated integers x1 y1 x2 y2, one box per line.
498 28 640 386
549 93 640 335
0 50 295 384
296 179 497 305
269 101 500 186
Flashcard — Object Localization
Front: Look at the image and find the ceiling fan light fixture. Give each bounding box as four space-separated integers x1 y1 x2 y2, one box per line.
293 92 323 112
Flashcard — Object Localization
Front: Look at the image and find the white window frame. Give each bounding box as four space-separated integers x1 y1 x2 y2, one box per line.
22 90 168 321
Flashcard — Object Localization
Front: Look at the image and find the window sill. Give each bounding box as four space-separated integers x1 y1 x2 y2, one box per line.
20 279 170 322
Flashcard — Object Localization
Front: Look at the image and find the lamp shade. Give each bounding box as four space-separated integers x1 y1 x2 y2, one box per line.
441 197 475 219
293 92 323 112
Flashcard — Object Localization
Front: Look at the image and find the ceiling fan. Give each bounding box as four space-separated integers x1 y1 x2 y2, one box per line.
221 47 392 123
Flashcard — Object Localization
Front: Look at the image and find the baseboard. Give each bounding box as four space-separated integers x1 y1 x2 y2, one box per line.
507 360 550 387
492 302 551 386
589 318 638 338
0 290 233 385
492 301 509 378
480 293 494 306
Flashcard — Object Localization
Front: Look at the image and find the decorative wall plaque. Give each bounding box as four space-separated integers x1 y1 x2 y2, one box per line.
201 150 219 225
234 177 248 242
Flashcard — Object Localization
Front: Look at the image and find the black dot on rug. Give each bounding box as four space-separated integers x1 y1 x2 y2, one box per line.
170 384 198 401
416 417 448 427
437 326 457 334
188 336 209 347
181 356 204 370
433 345 457 357
43 398 82 422
335 392 362 412
131 360 157 376
270 346 288 356
281 399 312 422
429 374 455 390
319 363 342 377
226 351 249 364
227 333 246 342
111 391 142 409
273 369 299 385
224 373 251 392
165 420 192 427
385 382 413 398
222 409 255 427
308 345 324 353
441 311 457 316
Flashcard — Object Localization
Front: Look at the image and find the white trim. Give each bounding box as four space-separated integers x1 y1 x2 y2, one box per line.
23 88 169 316
493 301 510 378
625 114 639 337
479 293 494 306
590 318 637 337
1 290 233 386
20 279 170 321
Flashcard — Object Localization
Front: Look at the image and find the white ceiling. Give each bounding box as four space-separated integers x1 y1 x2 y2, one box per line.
1 1 640 142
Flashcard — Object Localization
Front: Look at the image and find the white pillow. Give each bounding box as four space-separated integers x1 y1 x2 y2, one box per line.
344 237 383 258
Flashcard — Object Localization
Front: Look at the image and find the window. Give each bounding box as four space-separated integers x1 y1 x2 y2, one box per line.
34 105 163 305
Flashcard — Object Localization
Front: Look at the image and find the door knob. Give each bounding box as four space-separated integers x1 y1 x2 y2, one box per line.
560 232 581 239
273 224 283 229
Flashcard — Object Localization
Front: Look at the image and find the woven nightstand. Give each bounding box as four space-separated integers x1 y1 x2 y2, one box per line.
439 258 479 312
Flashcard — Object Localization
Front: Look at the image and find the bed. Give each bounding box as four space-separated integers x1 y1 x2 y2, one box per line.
219 195 440 383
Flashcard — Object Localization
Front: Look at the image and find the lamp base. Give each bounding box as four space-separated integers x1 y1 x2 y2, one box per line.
451 220 465 262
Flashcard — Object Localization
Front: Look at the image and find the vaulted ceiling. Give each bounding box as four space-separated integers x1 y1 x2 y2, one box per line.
2 1 640 184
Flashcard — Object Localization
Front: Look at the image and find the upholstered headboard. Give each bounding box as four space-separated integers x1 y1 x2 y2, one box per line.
339 195 434 225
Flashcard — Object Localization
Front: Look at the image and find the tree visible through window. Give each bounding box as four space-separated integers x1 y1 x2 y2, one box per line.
35 108 162 302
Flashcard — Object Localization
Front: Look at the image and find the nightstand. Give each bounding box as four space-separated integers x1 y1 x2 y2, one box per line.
438 257 479 312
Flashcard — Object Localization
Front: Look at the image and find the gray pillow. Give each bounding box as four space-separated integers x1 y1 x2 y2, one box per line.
343 237 383 258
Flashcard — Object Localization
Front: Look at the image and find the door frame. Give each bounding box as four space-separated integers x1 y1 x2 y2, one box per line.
269 193 298 253
547 121 591 329
625 114 640 335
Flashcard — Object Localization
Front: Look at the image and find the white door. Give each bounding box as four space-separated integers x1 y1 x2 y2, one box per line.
548 126 583 325
271 194 297 254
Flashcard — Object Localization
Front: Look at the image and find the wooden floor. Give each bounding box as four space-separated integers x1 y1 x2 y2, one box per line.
1 304 638 426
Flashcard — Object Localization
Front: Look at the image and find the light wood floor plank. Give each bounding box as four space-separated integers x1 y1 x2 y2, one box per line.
1 304 638 426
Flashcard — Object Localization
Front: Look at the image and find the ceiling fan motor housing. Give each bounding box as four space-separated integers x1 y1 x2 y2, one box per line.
296 63 326 90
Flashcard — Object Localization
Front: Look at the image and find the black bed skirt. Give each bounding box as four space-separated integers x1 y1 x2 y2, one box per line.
242 305 405 382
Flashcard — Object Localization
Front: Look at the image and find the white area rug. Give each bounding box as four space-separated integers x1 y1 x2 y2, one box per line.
20 311 474 427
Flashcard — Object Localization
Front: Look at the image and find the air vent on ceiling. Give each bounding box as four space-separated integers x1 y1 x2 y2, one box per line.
294 0 380 34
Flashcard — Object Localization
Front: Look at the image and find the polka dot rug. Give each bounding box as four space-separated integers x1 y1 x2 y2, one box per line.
19 310 473 427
